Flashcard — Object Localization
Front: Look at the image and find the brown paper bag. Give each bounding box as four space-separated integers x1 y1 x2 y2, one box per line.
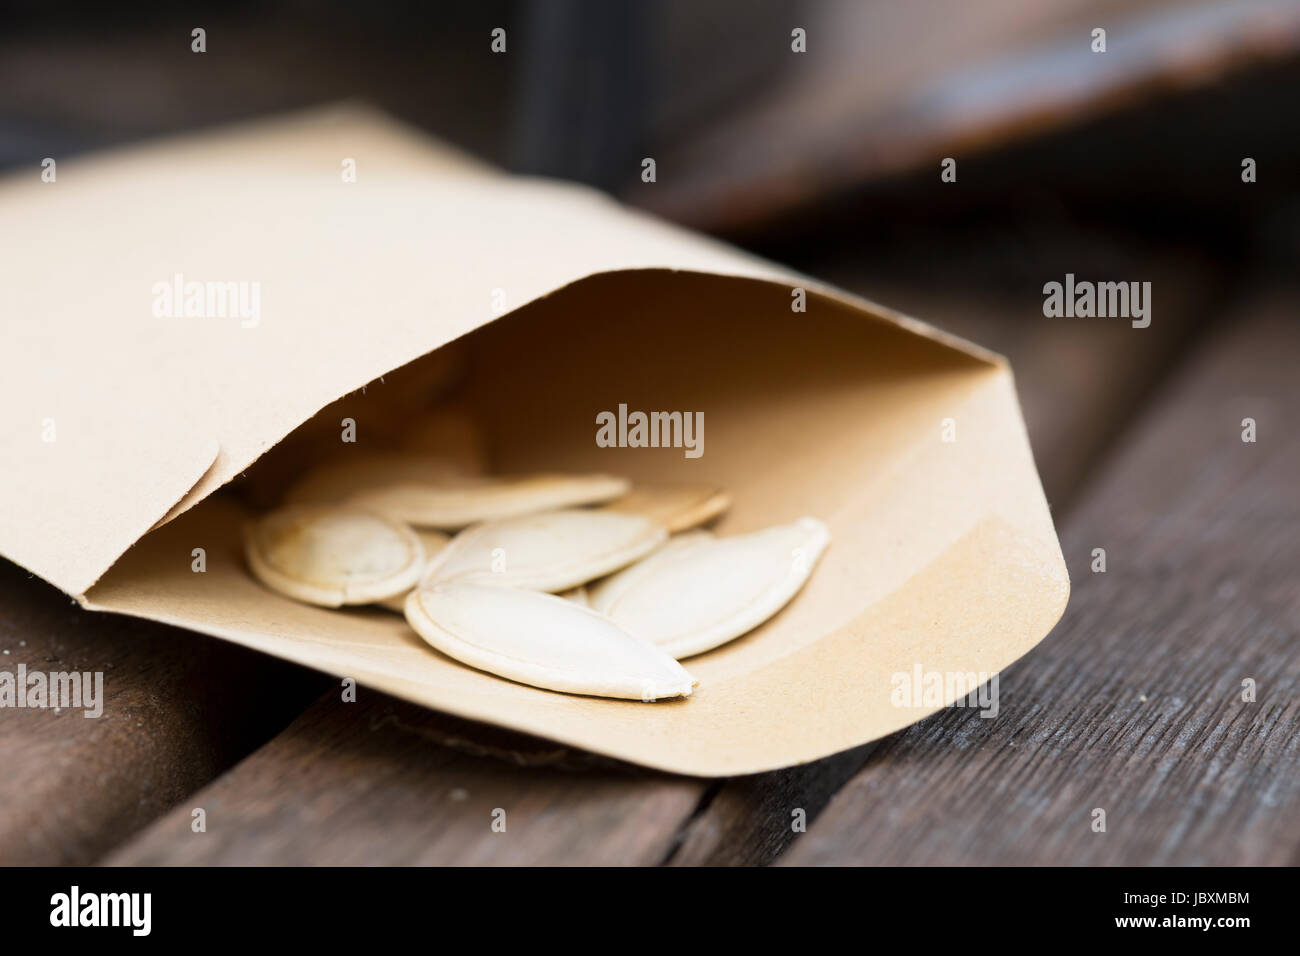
0 105 1068 776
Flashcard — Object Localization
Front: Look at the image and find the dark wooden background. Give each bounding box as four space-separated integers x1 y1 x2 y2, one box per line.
1 1 1297 865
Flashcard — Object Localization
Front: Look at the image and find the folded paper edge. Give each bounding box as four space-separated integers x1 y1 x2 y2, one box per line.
56 436 223 602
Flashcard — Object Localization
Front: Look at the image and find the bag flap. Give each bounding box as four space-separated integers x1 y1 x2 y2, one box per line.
0 104 991 598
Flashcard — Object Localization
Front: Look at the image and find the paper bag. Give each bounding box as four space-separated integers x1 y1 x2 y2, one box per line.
0 105 1068 776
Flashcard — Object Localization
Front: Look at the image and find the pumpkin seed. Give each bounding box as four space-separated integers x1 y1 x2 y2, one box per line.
601 484 731 532
245 505 425 607
424 508 666 592
404 583 696 700
583 531 713 607
293 459 629 530
588 517 830 659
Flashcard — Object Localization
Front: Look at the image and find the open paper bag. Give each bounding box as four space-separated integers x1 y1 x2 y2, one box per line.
0 106 1069 775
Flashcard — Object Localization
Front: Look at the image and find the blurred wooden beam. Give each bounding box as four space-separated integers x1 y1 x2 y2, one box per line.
637 0 1300 232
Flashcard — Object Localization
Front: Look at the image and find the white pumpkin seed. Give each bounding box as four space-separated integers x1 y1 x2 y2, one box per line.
601 484 731 532
297 463 629 530
588 517 830 659
583 531 714 607
245 505 425 607
404 583 696 700
424 508 666 592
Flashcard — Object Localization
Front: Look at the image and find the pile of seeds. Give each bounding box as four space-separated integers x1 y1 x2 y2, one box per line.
245 452 829 701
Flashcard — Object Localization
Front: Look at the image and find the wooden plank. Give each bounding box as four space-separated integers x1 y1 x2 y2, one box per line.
781 297 1300 865
103 252 1216 866
0 565 326 864
637 1 1300 233
105 693 703 866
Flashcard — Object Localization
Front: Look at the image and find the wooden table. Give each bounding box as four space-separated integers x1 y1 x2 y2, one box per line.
2 234 1295 867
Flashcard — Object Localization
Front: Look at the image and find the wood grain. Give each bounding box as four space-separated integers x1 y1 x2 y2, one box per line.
0 564 326 864
104 693 702 866
781 296 1300 865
